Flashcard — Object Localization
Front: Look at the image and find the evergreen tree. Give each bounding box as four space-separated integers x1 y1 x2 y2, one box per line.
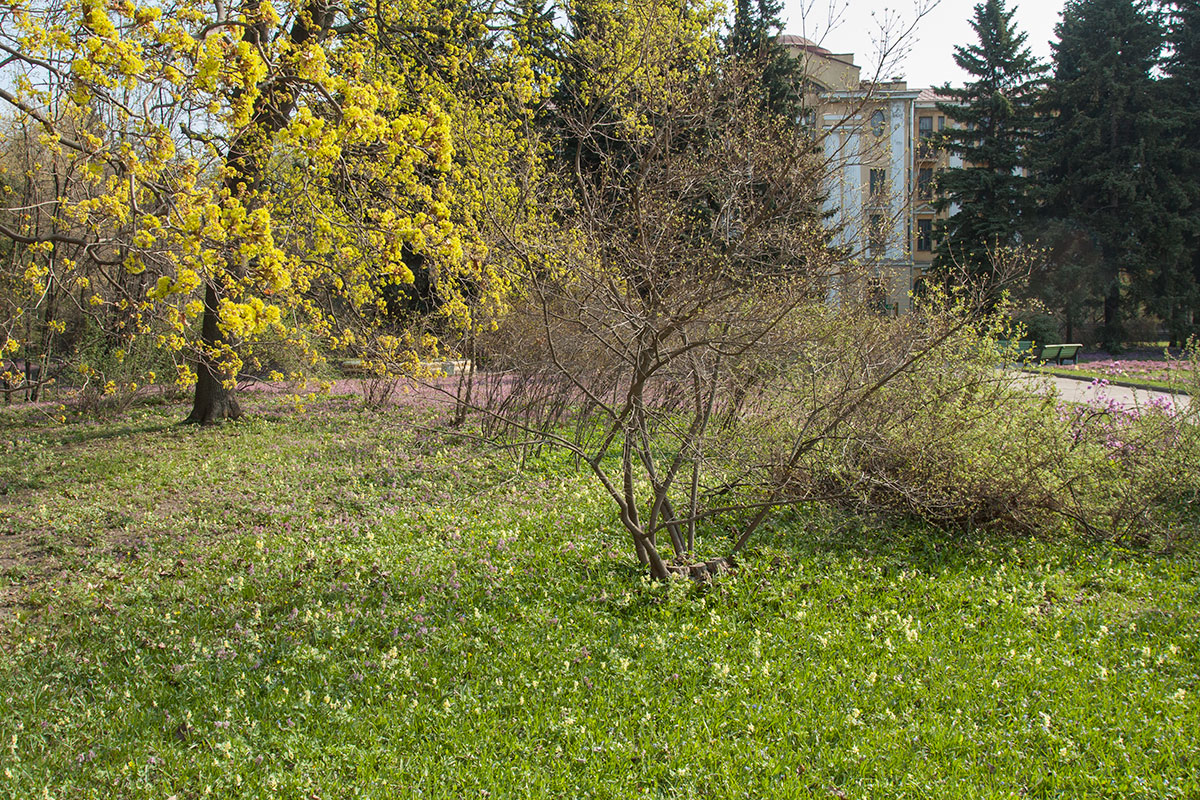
510 0 560 61
725 2 836 267
1155 0 1200 343
1032 0 1164 351
932 0 1046 277
728 0 806 119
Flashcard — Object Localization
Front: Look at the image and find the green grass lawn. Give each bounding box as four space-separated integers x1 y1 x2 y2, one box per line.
1029 365 1187 394
1 398 1197 798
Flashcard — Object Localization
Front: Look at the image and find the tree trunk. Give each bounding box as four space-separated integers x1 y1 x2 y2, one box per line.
639 533 669 580
185 282 241 425
452 339 476 427
182 0 328 424
186 364 241 424
1102 282 1123 353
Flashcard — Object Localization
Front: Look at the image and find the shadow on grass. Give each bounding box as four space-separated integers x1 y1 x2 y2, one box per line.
52 404 302 447
754 504 1185 577
50 420 181 447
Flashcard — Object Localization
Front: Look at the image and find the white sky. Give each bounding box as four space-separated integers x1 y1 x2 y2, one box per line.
782 0 1067 89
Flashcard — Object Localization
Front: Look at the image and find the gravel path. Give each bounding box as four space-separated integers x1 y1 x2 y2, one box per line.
1013 372 1191 412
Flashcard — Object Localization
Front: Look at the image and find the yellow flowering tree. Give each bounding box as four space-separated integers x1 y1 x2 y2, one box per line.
0 0 536 421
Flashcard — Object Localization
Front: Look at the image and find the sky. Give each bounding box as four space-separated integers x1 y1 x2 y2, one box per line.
781 0 1068 89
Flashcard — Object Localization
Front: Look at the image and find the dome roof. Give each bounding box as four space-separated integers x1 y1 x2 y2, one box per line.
778 34 831 55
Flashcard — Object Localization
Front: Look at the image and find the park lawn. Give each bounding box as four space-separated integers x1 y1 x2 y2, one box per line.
0 397 1197 799
1029 366 1186 394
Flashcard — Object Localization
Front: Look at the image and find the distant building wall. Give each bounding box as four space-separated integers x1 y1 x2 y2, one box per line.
782 35 956 313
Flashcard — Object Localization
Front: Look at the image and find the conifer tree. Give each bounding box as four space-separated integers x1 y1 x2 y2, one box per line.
1032 0 1164 350
728 0 806 119
1155 0 1200 343
932 0 1046 276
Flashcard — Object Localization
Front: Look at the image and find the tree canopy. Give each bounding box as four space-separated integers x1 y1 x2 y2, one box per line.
1031 0 1166 349
1154 0 1200 342
0 0 536 420
932 0 1045 276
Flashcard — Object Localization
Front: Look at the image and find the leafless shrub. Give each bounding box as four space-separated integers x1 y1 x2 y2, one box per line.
453 59 1016 578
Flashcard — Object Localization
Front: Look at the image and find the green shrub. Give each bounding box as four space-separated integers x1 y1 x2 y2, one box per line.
809 324 1200 546
1017 312 1063 345
68 320 186 415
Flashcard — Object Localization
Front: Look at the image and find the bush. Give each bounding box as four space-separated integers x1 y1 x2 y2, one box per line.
809 321 1200 546
68 322 185 416
1017 312 1062 345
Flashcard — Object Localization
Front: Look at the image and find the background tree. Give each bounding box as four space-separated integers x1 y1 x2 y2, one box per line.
932 0 1045 278
727 0 806 119
1031 0 1164 350
1154 0 1200 343
0 0 534 422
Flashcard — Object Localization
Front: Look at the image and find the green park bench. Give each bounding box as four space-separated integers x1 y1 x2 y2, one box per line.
996 341 1083 366
1035 343 1083 365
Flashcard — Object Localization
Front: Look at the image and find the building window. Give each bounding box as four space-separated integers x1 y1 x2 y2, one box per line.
916 218 933 252
869 214 886 256
869 168 887 196
938 116 946 132
918 116 935 157
871 109 886 136
917 167 934 200
867 276 887 313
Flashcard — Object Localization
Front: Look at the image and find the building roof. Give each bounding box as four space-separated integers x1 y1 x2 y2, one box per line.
778 34 829 53
916 88 953 103
779 34 857 66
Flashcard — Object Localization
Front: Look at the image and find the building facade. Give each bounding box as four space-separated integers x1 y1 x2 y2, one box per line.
782 36 959 313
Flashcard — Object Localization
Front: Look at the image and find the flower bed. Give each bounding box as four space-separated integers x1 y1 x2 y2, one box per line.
1042 348 1197 390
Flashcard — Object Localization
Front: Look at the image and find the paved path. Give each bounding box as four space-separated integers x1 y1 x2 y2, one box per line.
1012 372 1191 412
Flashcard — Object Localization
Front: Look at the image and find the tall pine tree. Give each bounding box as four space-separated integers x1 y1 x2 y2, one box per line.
1156 0 1200 343
1032 0 1164 350
932 0 1046 277
728 0 806 119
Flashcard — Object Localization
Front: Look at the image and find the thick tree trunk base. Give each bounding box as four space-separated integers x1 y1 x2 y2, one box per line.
188 281 242 426
184 370 242 426
184 394 242 425
666 556 736 581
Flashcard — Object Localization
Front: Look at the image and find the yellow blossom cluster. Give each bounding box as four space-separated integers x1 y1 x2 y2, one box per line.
0 0 542 403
